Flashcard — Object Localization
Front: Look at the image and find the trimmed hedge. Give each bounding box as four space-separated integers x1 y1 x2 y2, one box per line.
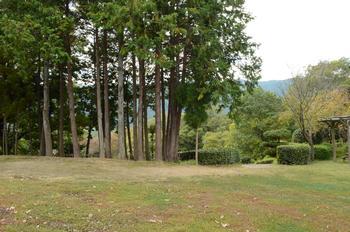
314 144 332 160
277 144 309 165
198 149 240 165
178 151 195 161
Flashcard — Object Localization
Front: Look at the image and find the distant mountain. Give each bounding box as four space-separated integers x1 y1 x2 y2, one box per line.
259 79 291 96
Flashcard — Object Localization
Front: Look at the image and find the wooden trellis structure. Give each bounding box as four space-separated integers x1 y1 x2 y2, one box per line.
320 115 350 163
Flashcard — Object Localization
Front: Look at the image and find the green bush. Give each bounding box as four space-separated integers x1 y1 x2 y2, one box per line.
178 151 195 161
263 129 290 141
241 157 252 164
277 144 309 165
314 144 332 160
292 129 306 143
198 149 240 165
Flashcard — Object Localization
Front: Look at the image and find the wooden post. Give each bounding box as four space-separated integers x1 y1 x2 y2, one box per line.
331 127 336 161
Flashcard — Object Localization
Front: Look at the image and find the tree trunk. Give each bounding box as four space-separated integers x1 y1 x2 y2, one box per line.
137 58 145 160
39 127 45 156
65 2 80 158
155 47 162 161
331 127 336 161
348 120 350 164
161 69 166 160
143 100 150 160
35 61 44 156
126 97 133 159
42 60 53 156
117 36 126 159
86 123 92 157
132 54 138 160
308 130 314 162
58 65 65 156
103 29 111 158
2 116 6 155
14 122 17 156
124 122 128 159
94 28 105 159
165 55 182 162
195 128 199 165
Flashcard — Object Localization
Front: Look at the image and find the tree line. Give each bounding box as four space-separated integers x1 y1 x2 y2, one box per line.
0 0 260 160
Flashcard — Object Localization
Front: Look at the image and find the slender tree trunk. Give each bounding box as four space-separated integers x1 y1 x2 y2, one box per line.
39 127 45 156
195 128 199 165
58 66 65 156
65 2 80 158
103 30 111 158
66 62 80 157
42 60 53 156
126 98 133 159
137 58 145 160
14 122 17 156
155 47 162 161
161 69 166 160
86 123 92 157
94 28 105 158
117 36 126 159
35 61 44 156
124 123 128 159
132 54 138 160
331 127 336 161
347 120 350 164
307 131 314 162
2 116 6 155
143 100 150 160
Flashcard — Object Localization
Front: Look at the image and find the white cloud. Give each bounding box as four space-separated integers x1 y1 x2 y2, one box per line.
245 0 350 80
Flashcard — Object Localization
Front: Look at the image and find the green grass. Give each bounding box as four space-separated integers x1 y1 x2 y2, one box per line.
0 156 350 231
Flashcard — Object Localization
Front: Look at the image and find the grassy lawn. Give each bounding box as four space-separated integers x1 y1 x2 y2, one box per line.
0 156 349 232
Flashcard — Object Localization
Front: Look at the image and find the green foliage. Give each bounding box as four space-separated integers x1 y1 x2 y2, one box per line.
178 150 195 161
292 129 306 143
232 89 284 158
255 158 275 164
277 144 309 165
198 149 240 165
262 147 277 157
263 129 290 141
240 156 252 164
314 144 332 160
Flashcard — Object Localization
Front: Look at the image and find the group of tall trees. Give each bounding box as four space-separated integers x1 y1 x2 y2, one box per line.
0 0 260 161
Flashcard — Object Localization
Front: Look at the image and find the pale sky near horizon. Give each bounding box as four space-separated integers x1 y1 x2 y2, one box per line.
245 0 350 81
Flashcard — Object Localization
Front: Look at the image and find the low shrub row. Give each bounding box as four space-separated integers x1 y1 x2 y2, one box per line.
198 149 240 165
178 149 240 165
277 144 309 165
314 144 332 160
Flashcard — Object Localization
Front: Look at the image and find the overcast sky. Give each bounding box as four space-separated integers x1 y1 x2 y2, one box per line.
245 0 350 81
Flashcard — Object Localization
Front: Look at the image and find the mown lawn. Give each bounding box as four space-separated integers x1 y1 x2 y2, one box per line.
0 156 349 232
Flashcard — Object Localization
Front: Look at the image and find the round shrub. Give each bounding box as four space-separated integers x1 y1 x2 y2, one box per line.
263 129 290 141
277 144 309 165
241 157 252 164
292 129 306 143
314 144 332 160
198 149 240 165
